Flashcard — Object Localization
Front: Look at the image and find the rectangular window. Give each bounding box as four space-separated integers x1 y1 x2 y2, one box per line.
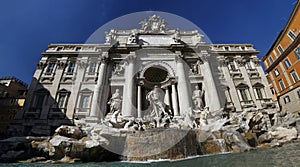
45 63 55 74
67 62 75 74
239 89 248 101
277 45 284 54
224 46 230 51
295 46 300 60
57 47 63 51
297 90 300 98
290 70 299 83
284 59 292 69
273 50 278 57
269 56 274 64
88 62 97 74
75 47 81 51
283 96 291 104
228 61 237 71
288 31 296 40
35 94 45 108
255 88 264 99
271 88 275 95
279 79 286 90
80 95 90 109
274 68 280 77
267 76 271 84
57 94 67 108
264 61 269 68
245 61 253 70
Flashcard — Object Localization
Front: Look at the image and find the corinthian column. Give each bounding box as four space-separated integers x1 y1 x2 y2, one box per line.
201 53 221 111
90 56 107 118
171 81 179 116
137 84 142 118
121 52 136 118
176 54 192 116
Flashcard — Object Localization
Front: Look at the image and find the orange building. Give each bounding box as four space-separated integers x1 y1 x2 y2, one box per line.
262 1 300 113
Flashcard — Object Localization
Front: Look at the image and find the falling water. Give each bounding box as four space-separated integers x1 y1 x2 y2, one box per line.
214 139 227 153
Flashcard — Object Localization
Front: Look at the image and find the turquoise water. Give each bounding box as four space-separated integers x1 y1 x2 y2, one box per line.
3 142 300 167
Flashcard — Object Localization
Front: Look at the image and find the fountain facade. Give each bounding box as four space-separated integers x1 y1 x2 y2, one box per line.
1 15 291 163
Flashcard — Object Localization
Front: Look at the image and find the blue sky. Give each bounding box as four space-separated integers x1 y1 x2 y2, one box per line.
0 0 297 84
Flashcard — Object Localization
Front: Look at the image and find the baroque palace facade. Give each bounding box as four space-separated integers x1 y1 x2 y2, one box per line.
262 1 300 114
11 15 278 135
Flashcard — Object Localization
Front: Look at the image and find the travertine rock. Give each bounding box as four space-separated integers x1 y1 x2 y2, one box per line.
268 127 298 143
55 125 83 140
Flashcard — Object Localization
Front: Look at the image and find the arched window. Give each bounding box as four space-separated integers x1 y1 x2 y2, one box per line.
31 88 49 112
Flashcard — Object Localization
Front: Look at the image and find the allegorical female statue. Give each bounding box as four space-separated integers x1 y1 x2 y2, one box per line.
192 85 205 110
108 89 122 122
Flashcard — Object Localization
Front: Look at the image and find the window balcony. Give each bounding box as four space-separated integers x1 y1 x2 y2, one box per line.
241 100 255 108
74 108 90 119
62 72 76 82
258 98 276 109
41 72 55 82
230 70 243 80
85 72 98 82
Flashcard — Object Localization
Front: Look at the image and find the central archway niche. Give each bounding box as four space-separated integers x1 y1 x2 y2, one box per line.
144 66 169 85
139 64 176 117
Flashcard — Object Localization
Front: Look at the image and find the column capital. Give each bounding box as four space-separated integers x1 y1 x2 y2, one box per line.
126 52 136 63
101 51 109 58
99 52 109 63
99 57 109 64
78 60 88 69
56 60 67 69
169 77 178 84
175 54 184 63
137 77 145 86
200 53 210 63
37 61 47 69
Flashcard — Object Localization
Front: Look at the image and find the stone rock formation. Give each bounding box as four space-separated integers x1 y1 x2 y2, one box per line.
1 110 300 163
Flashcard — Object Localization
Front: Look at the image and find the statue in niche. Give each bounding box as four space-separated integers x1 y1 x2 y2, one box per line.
146 85 166 119
108 89 122 122
192 85 205 111
191 60 202 75
112 62 125 76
